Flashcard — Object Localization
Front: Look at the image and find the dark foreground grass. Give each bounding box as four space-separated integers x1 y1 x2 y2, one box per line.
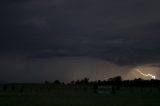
0 86 160 106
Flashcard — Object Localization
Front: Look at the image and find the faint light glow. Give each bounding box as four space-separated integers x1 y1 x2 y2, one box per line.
136 68 156 80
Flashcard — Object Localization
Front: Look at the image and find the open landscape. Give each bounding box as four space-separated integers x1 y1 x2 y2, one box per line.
1 0 160 106
0 80 160 106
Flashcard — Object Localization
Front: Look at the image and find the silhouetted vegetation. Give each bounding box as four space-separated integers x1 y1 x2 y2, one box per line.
68 76 160 88
1 76 160 93
53 80 61 84
2 84 7 92
0 76 160 106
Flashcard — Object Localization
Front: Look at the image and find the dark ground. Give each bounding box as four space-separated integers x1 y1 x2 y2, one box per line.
0 84 160 106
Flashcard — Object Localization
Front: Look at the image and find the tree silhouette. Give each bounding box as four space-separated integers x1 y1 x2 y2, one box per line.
53 80 61 84
108 76 122 90
2 85 7 92
44 81 50 84
80 77 89 85
108 76 122 82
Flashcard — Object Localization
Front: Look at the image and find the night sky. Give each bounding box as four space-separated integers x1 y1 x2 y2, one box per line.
1 0 160 83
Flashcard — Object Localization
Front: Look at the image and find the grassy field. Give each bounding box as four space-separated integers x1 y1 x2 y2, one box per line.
0 85 160 106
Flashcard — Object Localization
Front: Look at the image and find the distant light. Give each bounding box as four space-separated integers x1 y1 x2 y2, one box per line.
136 68 156 80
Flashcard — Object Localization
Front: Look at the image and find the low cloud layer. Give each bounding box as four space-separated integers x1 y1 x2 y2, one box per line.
0 55 133 83
0 55 159 83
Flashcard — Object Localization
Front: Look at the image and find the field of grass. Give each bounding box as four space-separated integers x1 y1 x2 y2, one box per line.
0 85 160 106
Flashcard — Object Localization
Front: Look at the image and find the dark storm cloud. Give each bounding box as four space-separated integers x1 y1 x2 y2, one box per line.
0 55 133 83
1 0 160 66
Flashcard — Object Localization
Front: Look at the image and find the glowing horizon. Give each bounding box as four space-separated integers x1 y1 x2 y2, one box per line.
136 68 156 80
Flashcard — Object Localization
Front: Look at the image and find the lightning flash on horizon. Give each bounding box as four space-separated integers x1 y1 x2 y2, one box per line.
136 69 156 80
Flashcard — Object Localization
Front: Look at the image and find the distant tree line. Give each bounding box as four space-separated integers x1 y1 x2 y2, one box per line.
1 76 160 92
67 76 160 88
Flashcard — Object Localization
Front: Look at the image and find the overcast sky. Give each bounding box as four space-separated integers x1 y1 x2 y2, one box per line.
0 0 160 83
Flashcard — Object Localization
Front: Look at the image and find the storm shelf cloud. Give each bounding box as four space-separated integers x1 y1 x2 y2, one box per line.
0 0 160 82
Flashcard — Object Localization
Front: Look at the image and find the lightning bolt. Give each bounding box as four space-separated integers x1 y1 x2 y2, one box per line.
136 69 156 80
